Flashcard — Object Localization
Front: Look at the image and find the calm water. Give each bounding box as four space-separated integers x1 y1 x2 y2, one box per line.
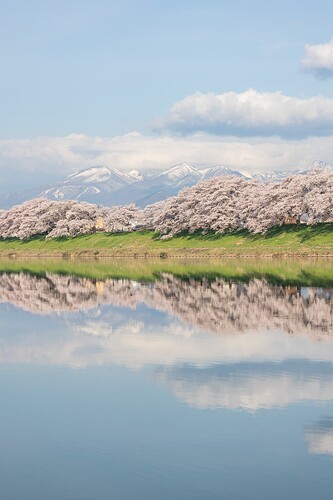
0 262 333 499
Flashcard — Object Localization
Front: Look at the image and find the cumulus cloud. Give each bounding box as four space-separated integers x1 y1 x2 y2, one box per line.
2 131 333 192
153 89 333 138
301 38 333 79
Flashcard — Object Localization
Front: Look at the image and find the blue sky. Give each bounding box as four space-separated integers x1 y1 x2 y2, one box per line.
1 0 333 190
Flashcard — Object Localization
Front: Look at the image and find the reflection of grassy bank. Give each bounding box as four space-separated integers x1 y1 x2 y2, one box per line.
0 224 332 257
0 257 333 286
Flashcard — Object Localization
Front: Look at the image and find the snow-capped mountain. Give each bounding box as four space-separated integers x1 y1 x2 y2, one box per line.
0 166 142 208
201 165 247 180
310 160 333 171
66 166 142 185
0 162 239 208
251 161 333 182
251 171 291 182
0 160 332 209
39 166 139 202
158 163 203 187
105 163 206 207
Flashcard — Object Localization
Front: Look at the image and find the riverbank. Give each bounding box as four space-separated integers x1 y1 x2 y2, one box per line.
0 225 332 258
0 256 333 286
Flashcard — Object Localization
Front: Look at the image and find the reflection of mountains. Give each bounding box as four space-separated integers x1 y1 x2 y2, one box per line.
1 272 333 335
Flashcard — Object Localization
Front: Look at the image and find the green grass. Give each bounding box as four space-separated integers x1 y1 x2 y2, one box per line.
0 224 332 257
0 256 333 287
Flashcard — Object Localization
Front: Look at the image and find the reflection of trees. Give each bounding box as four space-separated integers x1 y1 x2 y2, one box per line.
144 276 333 336
0 273 103 313
2 271 333 411
0 272 332 335
305 419 333 457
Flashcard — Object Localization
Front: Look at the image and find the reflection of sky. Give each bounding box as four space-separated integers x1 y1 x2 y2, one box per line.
1 299 333 411
306 418 333 457
1 286 333 498
0 360 332 500
156 361 333 410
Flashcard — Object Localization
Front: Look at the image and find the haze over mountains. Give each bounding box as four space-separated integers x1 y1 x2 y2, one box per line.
0 161 332 209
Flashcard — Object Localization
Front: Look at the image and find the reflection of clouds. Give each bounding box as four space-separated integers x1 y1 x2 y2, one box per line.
0 318 196 369
2 324 333 370
2 321 333 409
306 419 333 456
1 271 333 410
156 364 333 410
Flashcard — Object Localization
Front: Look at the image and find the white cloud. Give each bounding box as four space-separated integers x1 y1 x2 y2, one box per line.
301 38 333 79
153 89 333 137
2 131 333 190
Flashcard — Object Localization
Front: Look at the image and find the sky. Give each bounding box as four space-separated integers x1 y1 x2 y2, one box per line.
1 0 333 191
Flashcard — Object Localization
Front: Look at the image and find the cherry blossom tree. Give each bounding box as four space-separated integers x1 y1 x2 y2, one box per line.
0 170 332 240
145 170 333 236
104 204 142 232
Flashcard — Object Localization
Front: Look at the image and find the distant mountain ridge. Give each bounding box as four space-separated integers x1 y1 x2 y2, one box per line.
0 161 332 209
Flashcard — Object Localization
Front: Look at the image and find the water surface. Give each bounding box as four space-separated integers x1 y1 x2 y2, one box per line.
0 258 333 499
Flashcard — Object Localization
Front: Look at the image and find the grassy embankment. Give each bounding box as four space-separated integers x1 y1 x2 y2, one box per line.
0 255 333 287
0 224 332 258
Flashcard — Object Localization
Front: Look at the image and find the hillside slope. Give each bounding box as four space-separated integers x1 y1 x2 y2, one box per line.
0 225 332 257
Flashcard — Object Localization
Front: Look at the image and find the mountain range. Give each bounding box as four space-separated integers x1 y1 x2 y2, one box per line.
0 161 332 209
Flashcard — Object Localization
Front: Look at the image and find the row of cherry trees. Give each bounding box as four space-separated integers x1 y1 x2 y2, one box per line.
147 169 333 236
0 199 140 239
0 170 332 239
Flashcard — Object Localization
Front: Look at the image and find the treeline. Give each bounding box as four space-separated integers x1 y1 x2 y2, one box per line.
0 170 332 240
